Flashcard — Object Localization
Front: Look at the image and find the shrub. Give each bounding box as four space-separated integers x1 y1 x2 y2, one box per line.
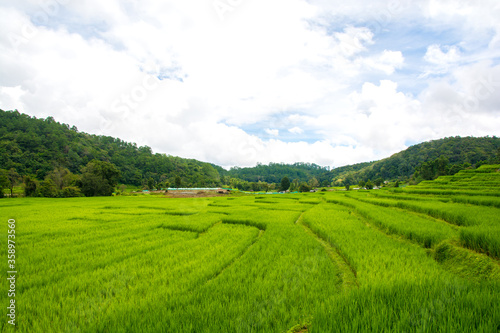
61 186 83 198
299 183 311 192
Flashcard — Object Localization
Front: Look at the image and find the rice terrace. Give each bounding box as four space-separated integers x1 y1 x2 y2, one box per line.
3 0 500 331
1 165 500 332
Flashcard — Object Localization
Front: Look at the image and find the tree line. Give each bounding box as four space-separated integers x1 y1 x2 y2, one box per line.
1 160 121 198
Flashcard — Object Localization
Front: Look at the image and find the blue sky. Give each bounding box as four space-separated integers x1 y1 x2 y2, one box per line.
1 0 499 168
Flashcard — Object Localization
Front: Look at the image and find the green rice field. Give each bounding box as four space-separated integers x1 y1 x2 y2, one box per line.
1 166 500 332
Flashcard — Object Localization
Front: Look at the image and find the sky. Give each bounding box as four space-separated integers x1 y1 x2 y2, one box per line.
1 0 500 169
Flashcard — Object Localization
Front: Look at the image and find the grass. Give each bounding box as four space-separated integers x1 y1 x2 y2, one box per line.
302 202 499 332
343 191 500 259
1 168 499 332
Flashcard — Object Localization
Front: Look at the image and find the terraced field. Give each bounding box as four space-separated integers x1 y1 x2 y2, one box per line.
1 165 499 332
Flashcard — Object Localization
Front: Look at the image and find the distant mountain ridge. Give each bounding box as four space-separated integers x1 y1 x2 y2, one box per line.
222 137 500 185
329 136 500 184
223 162 332 185
1 109 499 187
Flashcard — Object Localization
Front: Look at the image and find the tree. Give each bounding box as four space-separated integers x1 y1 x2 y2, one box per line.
280 177 290 192
23 175 38 197
308 177 319 188
81 160 121 197
290 179 300 192
174 176 182 188
374 177 384 187
448 164 464 176
46 167 77 190
358 180 366 189
147 177 155 190
7 168 20 197
298 183 311 193
343 174 354 191
37 179 58 198
436 156 449 177
365 180 374 190
0 169 9 198
61 187 83 198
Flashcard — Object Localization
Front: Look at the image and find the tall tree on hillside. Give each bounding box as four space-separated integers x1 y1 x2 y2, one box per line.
147 178 155 190
298 183 311 193
290 179 300 191
374 178 384 187
280 177 290 191
174 176 182 188
81 160 121 197
0 169 9 198
38 178 58 198
343 174 354 191
308 177 319 188
7 168 20 197
46 167 78 190
23 175 39 197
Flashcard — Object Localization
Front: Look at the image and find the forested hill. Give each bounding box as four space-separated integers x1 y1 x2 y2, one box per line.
2 109 499 189
216 137 500 186
224 162 332 185
0 109 221 187
330 136 500 185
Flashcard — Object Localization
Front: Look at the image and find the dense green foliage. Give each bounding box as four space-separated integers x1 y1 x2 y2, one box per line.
225 162 331 185
328 161 374 179
0 109 221 188
1 167 499 332
80 160 121 197
280 176 291 191
2 109 500 193
331 136 500 185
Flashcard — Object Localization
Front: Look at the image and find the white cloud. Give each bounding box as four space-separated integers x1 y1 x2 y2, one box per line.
424 44 461 65
289 127 304 135
334 26 374 57
362 50 404 75
265 129 279 137
0 0 499 170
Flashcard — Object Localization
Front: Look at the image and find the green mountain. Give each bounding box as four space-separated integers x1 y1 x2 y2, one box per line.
0 109 221 188
220 137 500 186
330 136 500 185
224 162 332 185
2 109 499 190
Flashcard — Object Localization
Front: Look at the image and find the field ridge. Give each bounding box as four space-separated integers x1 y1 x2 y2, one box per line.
297 209 359 291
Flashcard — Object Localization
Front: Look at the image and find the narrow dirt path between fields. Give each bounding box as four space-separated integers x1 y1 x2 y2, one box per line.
203 226 264 285
295 210 359 291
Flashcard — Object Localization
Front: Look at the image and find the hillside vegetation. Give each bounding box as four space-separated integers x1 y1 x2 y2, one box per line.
330 136 500 185
0 109 221 188
225 162 332 185
1 109 499 193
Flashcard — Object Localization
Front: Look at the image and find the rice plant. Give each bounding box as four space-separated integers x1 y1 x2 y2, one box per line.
1 181 499 332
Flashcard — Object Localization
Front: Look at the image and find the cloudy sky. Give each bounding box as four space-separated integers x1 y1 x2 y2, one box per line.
1 0 500 168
